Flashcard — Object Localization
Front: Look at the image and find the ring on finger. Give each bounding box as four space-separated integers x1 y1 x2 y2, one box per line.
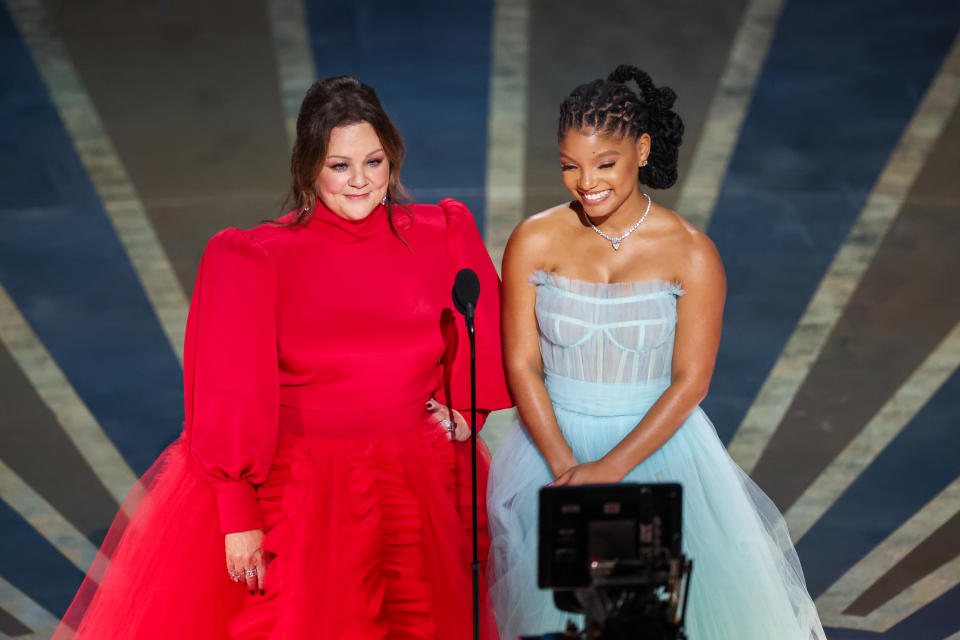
245 568 258 578
229 572 243 582
440 419 455 432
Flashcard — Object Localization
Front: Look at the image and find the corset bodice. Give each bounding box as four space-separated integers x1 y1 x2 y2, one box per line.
532 270 683 386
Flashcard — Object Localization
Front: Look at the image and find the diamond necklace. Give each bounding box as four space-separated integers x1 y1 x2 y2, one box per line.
587 192 651 250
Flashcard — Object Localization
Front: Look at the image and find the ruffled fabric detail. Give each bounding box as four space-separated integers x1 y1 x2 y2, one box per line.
55 422 497 640
234 421 497 640
530 269 685 298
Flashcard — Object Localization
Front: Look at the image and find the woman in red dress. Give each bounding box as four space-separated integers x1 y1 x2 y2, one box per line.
54 76 511 639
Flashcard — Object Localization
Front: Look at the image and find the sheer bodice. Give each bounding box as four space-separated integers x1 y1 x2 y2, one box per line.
531 270 684 385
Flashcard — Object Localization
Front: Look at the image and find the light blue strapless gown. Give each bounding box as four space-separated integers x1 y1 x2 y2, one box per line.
487 271 825 640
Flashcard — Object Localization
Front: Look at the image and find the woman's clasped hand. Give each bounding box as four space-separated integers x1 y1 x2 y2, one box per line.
550 459 624 486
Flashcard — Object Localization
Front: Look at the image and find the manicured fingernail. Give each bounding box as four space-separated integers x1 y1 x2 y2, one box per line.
546 481 554 487
260 589 265 596
425 401 435 410
250 590 255 595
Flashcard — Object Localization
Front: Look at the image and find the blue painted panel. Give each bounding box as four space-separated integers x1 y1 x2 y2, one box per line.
303 0 493 229
877 582 960 639
0 501 83 618
0 4 183 473
798 367 960 599
822 582 960 639
701 0 960 443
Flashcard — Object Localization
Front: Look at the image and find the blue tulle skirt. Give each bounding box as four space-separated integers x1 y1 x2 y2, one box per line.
487 374 825 640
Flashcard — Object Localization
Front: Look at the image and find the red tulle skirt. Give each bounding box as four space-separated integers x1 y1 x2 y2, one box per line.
54 415 496 639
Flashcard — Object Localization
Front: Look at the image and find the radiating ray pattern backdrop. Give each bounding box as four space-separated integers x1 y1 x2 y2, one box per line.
0 0 958 638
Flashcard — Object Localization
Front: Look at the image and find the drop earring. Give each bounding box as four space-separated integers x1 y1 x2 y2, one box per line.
381 195 388 206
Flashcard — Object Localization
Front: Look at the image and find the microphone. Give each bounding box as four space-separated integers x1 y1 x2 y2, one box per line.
452 268 480 325
451 266 482 640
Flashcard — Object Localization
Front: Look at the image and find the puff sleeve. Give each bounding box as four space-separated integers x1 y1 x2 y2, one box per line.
183 229 279 534
437 199 513 425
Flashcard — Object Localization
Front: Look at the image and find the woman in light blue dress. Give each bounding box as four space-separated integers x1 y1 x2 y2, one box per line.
487 65 826 640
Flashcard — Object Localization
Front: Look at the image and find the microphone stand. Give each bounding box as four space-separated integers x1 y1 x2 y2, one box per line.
452 267 481 640
465 301 479 640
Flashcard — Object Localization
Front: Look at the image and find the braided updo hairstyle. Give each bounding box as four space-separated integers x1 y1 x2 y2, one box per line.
558 65 684 189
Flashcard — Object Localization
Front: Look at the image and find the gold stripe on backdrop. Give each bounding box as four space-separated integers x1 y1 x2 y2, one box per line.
674 0 786 230
483 0 531 273
786 320 960 541
0 576 58 640
816 477 960 632
727 35 960 474
0 283 137 503
4 0 189 363
0 461 98 572
266 0 317 149
480 0 531 452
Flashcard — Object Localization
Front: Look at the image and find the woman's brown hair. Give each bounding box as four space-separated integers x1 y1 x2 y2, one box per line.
284 76 411 236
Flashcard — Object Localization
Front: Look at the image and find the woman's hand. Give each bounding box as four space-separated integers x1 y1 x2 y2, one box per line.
425 398 471 441
551 459 624 486
225 529 266 595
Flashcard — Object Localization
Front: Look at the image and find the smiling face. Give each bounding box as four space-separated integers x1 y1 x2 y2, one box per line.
314 121 391 221
558 128 650 221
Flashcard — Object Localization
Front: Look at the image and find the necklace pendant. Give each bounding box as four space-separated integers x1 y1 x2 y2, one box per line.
611 238 621 250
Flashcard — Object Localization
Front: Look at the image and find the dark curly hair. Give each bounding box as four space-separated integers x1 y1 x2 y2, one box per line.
558 65 684 189
284 76 411 232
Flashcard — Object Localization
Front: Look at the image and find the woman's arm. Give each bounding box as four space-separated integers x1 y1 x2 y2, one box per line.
437 199 513 422
184 229 280 532
502 219 578 478
184 229 280 593
555 229 725 485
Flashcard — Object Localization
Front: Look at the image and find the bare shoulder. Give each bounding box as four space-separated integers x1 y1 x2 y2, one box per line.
656 208 724 286
505 203 575 254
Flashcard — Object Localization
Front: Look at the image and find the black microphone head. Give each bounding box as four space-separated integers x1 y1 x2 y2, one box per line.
452 268 480 316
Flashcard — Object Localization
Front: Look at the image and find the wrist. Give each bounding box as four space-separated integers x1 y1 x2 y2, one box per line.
600 450 631 481
548 454 577 479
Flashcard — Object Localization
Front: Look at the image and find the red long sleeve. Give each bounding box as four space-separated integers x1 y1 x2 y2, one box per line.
183 229 279 534
180 201 509 534
438 199 512 426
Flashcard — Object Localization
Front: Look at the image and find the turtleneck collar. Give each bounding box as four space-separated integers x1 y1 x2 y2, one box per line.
306 198 387 243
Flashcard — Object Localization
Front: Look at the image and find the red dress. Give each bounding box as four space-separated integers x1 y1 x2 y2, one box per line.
54 199 512 640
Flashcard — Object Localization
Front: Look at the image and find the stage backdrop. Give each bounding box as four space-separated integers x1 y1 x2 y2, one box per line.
0 1 958 638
